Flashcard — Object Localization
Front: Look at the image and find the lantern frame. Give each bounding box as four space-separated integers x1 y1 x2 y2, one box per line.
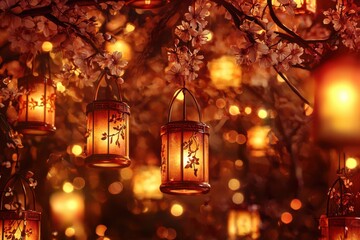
0 173 41 240
85 71 131 168
17 74 56 135
160 87 210 195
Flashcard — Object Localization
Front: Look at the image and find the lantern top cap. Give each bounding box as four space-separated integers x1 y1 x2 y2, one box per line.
86 99 130 114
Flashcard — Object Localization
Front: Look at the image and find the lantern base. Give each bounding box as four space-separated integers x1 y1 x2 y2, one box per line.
16 121 56 135
160 181 210 195
85 154 131 168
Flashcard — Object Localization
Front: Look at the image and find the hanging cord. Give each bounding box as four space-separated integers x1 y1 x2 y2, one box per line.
93 69 123 102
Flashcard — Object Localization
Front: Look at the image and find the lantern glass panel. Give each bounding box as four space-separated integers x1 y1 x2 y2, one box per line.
17 75 56 135
0 211 41 240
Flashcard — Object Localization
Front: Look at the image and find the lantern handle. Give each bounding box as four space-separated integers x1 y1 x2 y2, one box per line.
167 88 202 123
94 70 123 102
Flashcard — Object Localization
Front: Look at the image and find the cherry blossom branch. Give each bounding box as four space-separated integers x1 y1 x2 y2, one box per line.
44 13 103 55
274 67 311 106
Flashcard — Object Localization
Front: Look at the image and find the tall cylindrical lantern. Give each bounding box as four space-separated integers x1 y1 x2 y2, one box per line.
17 74 56 135
160 88 210 195
0 173 41 240
85 72 131 168
314 54 360 147
125 0 170 9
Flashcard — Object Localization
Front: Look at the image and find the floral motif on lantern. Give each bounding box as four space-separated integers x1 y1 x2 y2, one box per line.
101 113 127 148
183 132 200 177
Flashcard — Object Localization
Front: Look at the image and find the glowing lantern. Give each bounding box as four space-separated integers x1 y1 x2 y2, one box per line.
314 55 360 147
132 166 163 200
160 88 210 195
0 174 41 240
327 217 360 240
246 126 270 157
125 0 170 9
208 56 242 89
85 72 130 168
228 206 261 240
17 74 56 135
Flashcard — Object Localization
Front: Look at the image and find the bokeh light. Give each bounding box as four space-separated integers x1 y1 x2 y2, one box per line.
290 199 302 210
63 182 74 193
229 105 240 116
65 227 75 237
228 178 241 191
170 203 184 217
232 192 244 205
108 181 124 195
346 157 358 169
281 212 293 224
96 224 107 237
257 109 268 119
71 144 83 156
120 168 133 180
42 41 53 52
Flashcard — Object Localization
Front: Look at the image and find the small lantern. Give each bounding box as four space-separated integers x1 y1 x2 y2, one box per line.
160 88 210 195
17 74 56 135
208 56 242 89
326 170 360 239
85 72 131 168
314 54 360 147
133 166 163 200
0 173 41 240
228 205 261 240
125 0 171 9
246 126 271 157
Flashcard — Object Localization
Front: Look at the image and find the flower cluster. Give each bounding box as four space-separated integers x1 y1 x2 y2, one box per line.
166 0 211 83
323 4 360 50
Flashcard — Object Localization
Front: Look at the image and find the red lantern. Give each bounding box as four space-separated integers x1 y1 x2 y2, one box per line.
0 173 41 240
17 74 56 135
314 54 360 147
125 0 171 9
160 88 210 195
85 72 131 168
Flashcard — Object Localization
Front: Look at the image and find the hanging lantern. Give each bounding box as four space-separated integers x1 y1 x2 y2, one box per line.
313 54 360 147
17 74 56 135
85 72 131 168
326 171 360 239
0 173 41 240
227 205 261 240
125 0 171 9
160 88 210 195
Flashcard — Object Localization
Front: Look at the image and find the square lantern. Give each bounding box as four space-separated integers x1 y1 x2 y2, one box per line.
17 74 56 135
0 174 41 240
228 206 261 240
313 54 360 147
160 88 210 195
328 217 360 240
125 0 170 9
86 100 130 168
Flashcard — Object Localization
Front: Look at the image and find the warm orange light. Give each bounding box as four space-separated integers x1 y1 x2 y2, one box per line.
106 39 132 61
42 41 53 52
232 192 244 205
228 179 241 191
208 56 242 89
247 126 270 157
126 0 170 9
244 106 252 115
290 198 302 210
133 166 163 200
229 105 240 116
257 109 268 119
281 212 293 224
50 192 84 226
228 206 261 239
96 224 107 237
17 74 56 135
314 55 360 146
71 144 83 156
170 203 184 217
328 217 360 240
85 100 131 168
346 157 358 169
272 0 316 13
